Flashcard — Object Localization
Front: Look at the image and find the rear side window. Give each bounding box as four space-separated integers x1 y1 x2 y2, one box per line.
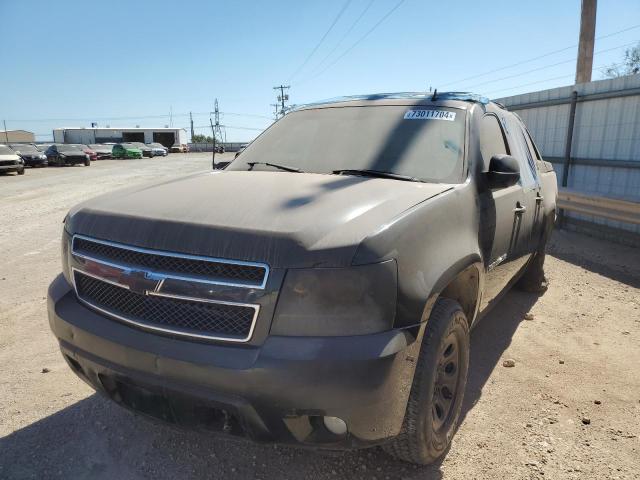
523 126 546 172
479 114 509 170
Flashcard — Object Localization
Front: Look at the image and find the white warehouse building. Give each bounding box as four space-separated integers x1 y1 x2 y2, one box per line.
52 127 187 148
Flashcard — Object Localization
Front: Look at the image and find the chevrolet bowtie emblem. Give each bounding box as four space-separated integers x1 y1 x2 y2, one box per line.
82 259 165 296
119 268 163 295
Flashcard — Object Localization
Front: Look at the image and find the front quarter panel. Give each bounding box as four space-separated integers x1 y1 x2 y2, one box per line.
353 183 482 328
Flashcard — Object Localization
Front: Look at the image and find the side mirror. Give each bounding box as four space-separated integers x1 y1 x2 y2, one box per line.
486 154 520 188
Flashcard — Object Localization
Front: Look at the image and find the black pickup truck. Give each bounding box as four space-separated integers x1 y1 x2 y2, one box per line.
48 92 557 464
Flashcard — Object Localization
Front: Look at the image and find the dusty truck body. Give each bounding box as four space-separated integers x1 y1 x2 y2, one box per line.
48 92 557 464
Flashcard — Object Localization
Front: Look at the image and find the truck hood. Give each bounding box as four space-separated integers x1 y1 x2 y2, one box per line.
67 171 453 268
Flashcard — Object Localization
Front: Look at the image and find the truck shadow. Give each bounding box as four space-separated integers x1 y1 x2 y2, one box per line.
460 289 542 426
0 393 441 480
0 289 541 480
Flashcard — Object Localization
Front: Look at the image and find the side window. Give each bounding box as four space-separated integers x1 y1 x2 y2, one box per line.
523 126 545 168
518 128 538 182
479 114 509 170
505 115 538 188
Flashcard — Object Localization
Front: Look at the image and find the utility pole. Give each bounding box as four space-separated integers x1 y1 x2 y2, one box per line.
210 116 216 169
575 0 597 84
270 103 280 120
212 98 224 148
189 112 194 140
169 106 173 127
2 120 8 143
273 85 290 118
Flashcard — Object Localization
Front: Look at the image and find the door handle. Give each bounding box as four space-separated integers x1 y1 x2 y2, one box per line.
513 205 527 214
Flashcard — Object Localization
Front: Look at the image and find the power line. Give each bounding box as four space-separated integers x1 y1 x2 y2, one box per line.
193 124 265 131
295 0 405 86
287 0 353 82
462 40 638 91
444 23 640 88
485 61 627 96
306 0 376 79
6 110 273 123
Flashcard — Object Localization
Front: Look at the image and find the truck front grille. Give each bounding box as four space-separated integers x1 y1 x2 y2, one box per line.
73 236 267 288
74 271 257 341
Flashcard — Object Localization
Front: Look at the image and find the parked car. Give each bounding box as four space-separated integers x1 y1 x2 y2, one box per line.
49 92 557 465
88 144 113 160
146 143 168 156
234 143 248 159
112 143 143 159
44 144 90 166
170 143 189 153
130 142 153 158
73 144 98 161
0 144 25 175
9 143 48 167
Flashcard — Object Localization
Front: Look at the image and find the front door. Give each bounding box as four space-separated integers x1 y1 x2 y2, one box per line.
478 114 531 311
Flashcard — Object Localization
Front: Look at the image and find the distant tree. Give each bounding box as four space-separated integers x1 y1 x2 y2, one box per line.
191 134 214 143
602 42 640 78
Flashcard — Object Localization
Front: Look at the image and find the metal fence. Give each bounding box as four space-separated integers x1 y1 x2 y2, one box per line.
188 142 246 152
496 75 640 245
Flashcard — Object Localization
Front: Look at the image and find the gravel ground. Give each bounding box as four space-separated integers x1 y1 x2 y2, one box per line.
0 153 638 479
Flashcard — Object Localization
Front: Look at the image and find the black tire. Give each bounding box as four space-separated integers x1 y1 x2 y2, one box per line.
516 251 548 292
84 159 91 166
17 167 25 175
516 218 553 293
384 298 470 464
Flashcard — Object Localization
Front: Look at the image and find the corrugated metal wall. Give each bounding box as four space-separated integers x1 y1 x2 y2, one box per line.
496 75 640 241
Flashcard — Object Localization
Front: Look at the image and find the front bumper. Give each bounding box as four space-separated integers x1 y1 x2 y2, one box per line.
22 156 48 166
0 162 23 172
48 274 422 448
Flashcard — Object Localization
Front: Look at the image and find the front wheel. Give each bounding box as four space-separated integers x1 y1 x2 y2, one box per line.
17 167 25 175
84 159 90 166
384 298 470 464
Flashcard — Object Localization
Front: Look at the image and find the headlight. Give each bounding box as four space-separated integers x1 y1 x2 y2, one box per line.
271 260 397 336
40 154 47 160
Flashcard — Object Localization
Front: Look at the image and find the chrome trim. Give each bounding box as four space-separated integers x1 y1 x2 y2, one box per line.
487 253 507 272
71 234 269 289
72 268 260 343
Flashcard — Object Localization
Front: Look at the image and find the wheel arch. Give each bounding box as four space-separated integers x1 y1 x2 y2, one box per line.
419 256 484 328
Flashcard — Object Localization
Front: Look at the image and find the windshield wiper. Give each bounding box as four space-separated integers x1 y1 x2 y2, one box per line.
247 161 303 173
332 169 421 182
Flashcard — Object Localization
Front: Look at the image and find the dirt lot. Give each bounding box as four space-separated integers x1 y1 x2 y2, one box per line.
0 153 638 479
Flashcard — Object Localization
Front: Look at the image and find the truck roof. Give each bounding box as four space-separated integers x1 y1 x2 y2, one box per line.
295 91 502 111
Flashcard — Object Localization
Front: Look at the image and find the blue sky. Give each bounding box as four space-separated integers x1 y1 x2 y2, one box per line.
1 0 639 141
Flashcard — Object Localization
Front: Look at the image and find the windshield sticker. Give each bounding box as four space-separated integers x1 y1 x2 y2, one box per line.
404 109 456 121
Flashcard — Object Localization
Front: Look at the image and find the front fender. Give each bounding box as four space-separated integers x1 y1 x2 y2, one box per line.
353 183 483 328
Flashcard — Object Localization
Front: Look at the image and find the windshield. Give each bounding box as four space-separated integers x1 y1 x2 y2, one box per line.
10 144 38 153
227 105 466 183
89 144 105 149
58 144 83 152
0 146 15 155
